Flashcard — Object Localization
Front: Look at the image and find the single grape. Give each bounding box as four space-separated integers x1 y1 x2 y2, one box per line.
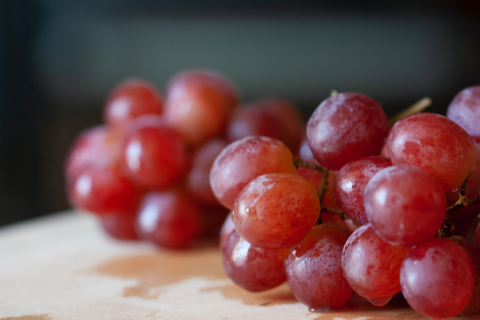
222 229 289 292
285 224 353 309
226 106 282 143
334 156 392 225
220 212 235 249
121 115 187 189
100 213 139 240
387 113 476 191
136 190 202 249
104 79 163 131
450 236 480 316
65 125 121 180
187 139 228 204
210 136 298 210
400 238 474 319
306 93 388 170
258 98 304 152
447 85 480 140
232 173 320 249
364 165 446 247
68 164 140 216
342 224 409 306
164 70 238 146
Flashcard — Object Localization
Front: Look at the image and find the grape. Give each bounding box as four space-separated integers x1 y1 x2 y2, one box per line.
450 236 480 316
400 238 474 319
100 213 139 240
387 113 476 191
222 229 288 292
226 105 282 143
445 143 480 203
297 168 339 210
364 165 446 247
65 125 121 180
306 93 388 170
334 156 392 225
341 224 409 306
104 79 163 131
68 164 140 216
220 212 235 249
232 173 320 249
258 98 304 152
285 224 353 309
164 70 238 146
447 85 480 140
210 136 297 210
187 139 228 204
136 190 202 249
121 116 187 189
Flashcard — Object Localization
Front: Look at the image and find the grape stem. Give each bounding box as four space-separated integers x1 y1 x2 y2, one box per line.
293 157 325 174
446 172 471 214
322 206 349 220
388 97 432 128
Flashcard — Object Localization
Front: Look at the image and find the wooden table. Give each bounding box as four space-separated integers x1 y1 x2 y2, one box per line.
0 211 474 319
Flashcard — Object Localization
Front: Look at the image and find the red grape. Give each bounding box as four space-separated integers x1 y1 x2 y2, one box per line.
400 238 474 319
232 173 319 249
187 139 228 205
68 164 140 216
121 116 187 189
334 156 392 225
226 105 282 143
65 125 121 180
220 212 235 249
136 190 202 249
450 236 480 316
100 213 139 240
342 224 409 306
285 224 353 309
447 85 480 140
299 136 316 164
387 113 476 191
104 79 163 131
364 165 446 247
164 70 238 146
306 93 388 170
297 168 339 210
222 229 288 292
258 98 304 152
210 136 298 210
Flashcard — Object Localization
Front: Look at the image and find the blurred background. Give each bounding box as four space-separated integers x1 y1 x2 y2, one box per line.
1 0 479 226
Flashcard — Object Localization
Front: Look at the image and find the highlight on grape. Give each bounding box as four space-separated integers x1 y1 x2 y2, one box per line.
65 71 480 319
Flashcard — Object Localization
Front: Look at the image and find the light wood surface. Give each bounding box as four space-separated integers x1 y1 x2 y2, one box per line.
0 211 477 320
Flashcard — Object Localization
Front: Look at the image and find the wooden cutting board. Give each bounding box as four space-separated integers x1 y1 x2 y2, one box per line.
0 211 476 320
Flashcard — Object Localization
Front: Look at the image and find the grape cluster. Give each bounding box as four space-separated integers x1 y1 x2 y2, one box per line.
216 88 480 319
65 71 305 249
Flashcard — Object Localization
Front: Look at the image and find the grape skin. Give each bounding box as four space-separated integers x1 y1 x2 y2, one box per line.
121 116 187 189
136 190 202 249
400 238 474 319
210 136 298 210
104 78 163 131
364 165 446 247
387 113 476 191
306 93 388 170
334 156 392 225
100 213 139 240
220 212 235 249
226 106 283 143
222 229 288 292
342 224 409 306
285 224 353 309
447 85 480 140
232 173 320 249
